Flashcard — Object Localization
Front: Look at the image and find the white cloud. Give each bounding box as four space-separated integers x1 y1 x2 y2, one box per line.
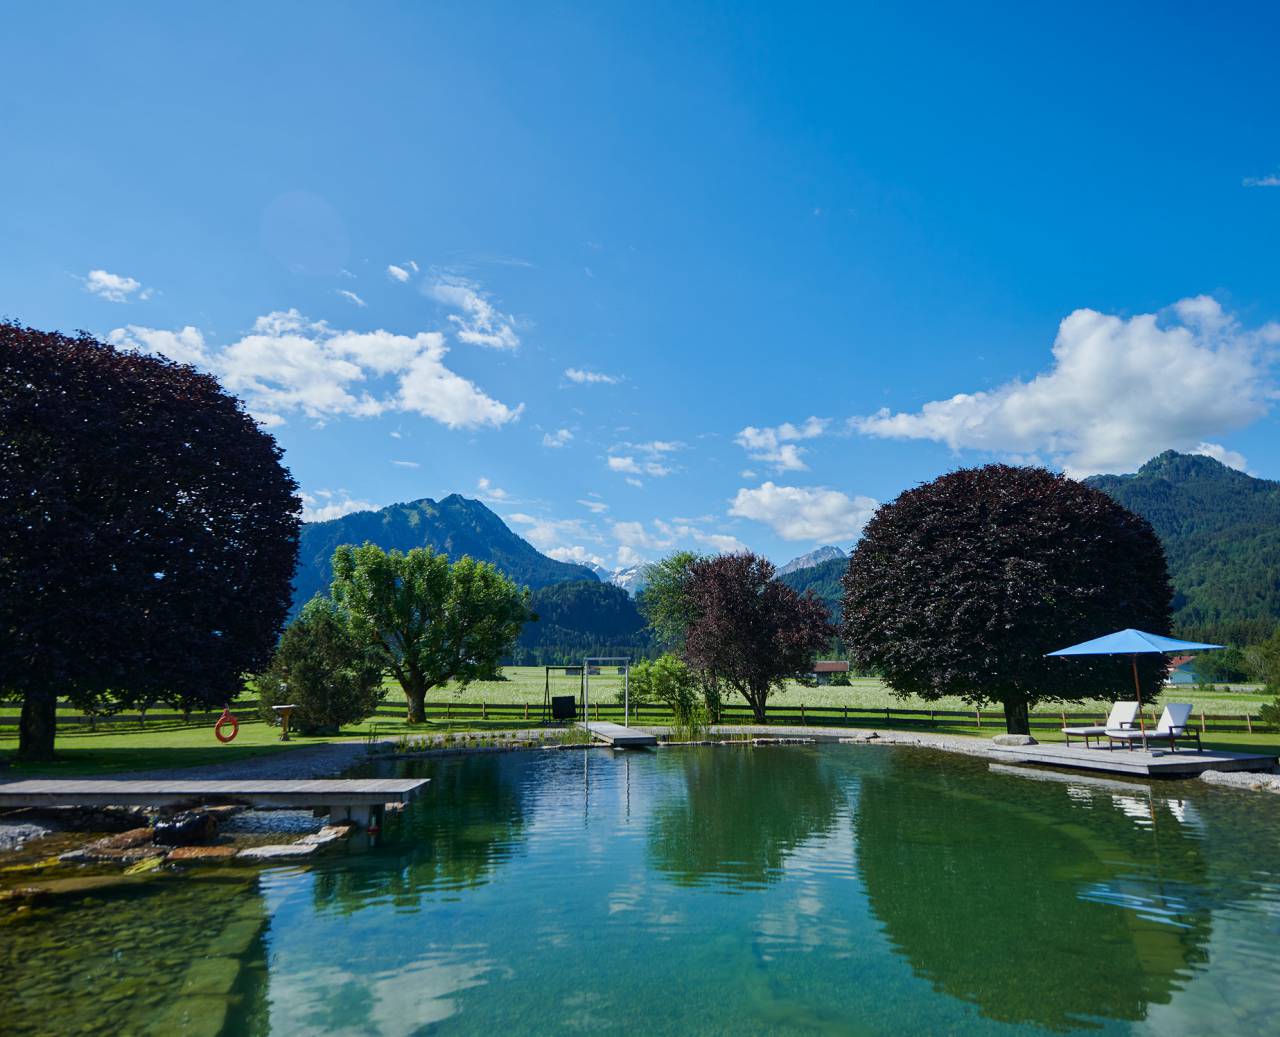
111 309 522 430
1192 442 1248 471
853 297 1279 477
109 324 210 367
577 499 609 514
617 545 644 567
85 268 152 303
508 512 596 552
729 482 879 543
612 518 747 559
300 490 379 522
391 459 420 468
1243 174 1280 187
735 417 829 472
336 289 366 307
476 477 509 501
564 367 622 385
608 455 641 474
547 545 608 567
428 276 519 350
542 428 573 448
387 264 411 283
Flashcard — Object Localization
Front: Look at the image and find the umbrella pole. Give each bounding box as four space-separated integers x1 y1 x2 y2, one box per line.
1132 654 1147 741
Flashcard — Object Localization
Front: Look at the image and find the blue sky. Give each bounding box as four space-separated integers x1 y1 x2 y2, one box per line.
4 2 1279 570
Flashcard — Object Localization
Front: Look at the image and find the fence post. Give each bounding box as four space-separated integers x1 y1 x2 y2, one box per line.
482 701 487 720
930 709 935 726
524 702 528 722
800 704 805 724
976 709 981 728
1200 711 1206 734
843 705 848 724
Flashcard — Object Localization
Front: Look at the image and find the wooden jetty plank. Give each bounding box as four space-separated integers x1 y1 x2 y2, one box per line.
581 721 657 747
990 743 1277 777
0 778 429 810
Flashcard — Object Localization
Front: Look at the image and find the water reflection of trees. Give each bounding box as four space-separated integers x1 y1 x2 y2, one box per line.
856 754 1212 1031
312 755 530 914
648 747 846 889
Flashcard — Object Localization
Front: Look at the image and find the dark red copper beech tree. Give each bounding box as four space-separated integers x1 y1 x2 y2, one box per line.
0 323 301 759
841 465 1173 735
682 552 833 723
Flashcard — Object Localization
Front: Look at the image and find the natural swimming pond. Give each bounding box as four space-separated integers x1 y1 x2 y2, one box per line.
3 744 1279 1035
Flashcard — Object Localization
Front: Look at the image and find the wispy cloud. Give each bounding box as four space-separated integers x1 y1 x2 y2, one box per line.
1243 173 1280 187
735 417 829 472
84 268 152 303
336 289 366 307
564 367 622 385
577 498 609 514
391 459 420 468
387 264 411 282
428 275 520 350
476 477 510 502
542 428 574 448
301 490 380 522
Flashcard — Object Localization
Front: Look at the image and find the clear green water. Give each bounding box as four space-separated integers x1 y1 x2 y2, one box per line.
3 744 1279 1035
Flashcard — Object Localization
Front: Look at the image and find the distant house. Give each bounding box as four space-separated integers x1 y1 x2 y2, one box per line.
811 660 850 685
1165 655 1197 686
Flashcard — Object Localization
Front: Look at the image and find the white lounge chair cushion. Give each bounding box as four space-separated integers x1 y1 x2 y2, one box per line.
1062 701 1139 737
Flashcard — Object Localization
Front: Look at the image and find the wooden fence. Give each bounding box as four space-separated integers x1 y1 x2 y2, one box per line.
4 697 1269 736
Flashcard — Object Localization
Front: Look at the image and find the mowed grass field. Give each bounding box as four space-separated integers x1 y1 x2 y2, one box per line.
3 667 1275 778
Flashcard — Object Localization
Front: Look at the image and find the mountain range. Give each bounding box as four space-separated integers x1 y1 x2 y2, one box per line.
1083 451 1280 642
293 451 1280 656
293 494 597 609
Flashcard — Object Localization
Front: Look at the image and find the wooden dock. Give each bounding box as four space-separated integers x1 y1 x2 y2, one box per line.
0 778 428 811
581 721 657 747
990 743 1277 777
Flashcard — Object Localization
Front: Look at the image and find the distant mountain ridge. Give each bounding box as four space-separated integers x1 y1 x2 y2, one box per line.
1084 451 1280 641
293 494 598 611
777 545 846 576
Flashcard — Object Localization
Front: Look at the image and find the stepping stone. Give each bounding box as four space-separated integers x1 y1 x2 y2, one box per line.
236 842 319 860
166 845 239 865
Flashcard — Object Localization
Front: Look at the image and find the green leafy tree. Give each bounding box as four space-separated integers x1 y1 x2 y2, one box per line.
682 553 833 723
329 543 535 723
257 599 385 735
0 323 300 760
637 551 702 651
843 465 1173 735
630 654 699 718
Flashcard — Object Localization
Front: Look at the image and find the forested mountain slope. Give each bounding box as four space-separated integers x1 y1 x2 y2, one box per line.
1084 452 1280 641
293 494 597 611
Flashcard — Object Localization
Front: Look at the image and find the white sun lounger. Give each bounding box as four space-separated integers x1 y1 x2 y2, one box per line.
1062 701 1139 748
1106 703 1201 752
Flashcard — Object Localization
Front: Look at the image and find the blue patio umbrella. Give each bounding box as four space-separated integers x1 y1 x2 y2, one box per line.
1046 629 1223 735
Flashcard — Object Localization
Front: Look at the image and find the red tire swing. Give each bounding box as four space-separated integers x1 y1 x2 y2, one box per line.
214 707 240 743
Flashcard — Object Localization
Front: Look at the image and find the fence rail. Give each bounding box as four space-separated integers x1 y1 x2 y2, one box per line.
3 698 1269 737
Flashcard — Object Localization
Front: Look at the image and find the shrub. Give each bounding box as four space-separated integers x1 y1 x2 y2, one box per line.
829 670 852 687
257 599 385 735
1259 694 1280 732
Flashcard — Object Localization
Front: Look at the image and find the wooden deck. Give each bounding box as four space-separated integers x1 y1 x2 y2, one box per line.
581 721 657 747
0 778 429 810
990 743 1277 777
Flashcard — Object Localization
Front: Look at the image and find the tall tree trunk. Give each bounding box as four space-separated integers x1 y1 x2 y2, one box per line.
403 680 427 724
1004 698 1030 735
18 690 58 761
747 687 768 724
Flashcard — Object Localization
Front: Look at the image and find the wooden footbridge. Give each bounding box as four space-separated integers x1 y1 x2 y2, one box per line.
580 721 657 747
0 778 428 827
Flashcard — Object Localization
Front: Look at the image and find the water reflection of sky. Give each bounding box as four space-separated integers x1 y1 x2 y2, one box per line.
245 745 1280 1036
